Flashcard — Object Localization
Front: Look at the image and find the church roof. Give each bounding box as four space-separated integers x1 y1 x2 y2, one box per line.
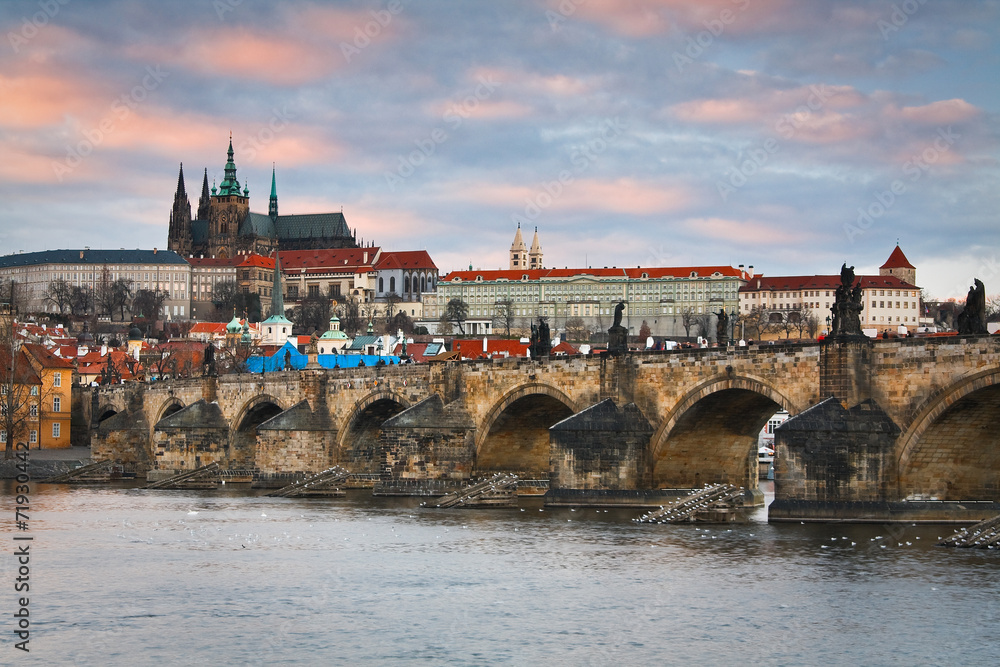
374 250 438 271
240 212 277 239
274 213 351 241
880 245 915 270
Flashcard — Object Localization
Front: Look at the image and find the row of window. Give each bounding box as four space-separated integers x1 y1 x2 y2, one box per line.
0 422 61 443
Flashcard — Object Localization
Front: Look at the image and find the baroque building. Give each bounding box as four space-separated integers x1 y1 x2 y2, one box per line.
167 138 359 259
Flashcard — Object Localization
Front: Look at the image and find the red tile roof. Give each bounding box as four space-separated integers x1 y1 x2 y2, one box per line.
452 338 530 359
375 250 438 271
238 254 275 269
739 274 919 292
442 265 744 282
880 245 915 270
21 343 75 369
278 247 381 272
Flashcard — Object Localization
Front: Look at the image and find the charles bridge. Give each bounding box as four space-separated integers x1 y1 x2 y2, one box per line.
86 336 1000 521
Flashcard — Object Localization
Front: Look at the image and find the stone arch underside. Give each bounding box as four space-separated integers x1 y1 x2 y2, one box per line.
339 393 409 475
95 405 118 424
897 381 1000 501
152 398 184 428
476 385 576 478
652 384 787 490
231 396 284 468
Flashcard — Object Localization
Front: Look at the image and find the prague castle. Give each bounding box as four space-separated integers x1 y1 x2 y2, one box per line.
167 138 359 259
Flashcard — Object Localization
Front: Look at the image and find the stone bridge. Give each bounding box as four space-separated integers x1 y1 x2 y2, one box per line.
90 336 1000 518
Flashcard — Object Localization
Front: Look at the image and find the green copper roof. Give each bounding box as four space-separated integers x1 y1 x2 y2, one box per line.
217 137 243 197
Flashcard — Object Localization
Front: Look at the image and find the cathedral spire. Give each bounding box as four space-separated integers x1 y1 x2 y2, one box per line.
269 164 278 220
197 168 211 220
175 162 187 198
218 135 242 196
529 226 543 270
509 222 527 270
270 251 284 318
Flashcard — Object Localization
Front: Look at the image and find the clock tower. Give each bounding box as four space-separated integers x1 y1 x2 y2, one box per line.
208 136 249 258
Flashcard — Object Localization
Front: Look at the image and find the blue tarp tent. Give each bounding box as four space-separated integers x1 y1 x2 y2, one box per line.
245 340 399 373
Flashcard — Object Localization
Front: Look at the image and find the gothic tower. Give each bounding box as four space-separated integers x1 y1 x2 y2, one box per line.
197 168 211 221
269 166 278 221
529 226 543 270
208 136 250 259
509 223 527 270
167 163 192 256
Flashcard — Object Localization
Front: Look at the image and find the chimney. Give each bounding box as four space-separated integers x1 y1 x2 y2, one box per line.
79 250 84 259
739 264 745 279
363 251 369 263
153 247 158 254
748 265 755 279
483 336 488 353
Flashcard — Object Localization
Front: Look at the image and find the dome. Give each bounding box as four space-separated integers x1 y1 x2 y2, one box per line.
226 312 243 334
128 325 143 341
77 329 94 344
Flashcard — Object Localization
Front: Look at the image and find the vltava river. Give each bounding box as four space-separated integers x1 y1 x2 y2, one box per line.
4 482 999 666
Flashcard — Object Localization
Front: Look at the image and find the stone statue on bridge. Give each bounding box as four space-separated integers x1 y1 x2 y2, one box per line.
608 301 628 355
830 263 865 340
716 309 729 345
957 278 988 335
529 317 551 358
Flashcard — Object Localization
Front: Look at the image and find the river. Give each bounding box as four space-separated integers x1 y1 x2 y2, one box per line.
3 480 998 666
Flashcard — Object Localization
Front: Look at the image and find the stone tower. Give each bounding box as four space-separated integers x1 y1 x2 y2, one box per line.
529 226 543 270
208 136 250 259
509 223 527 270
879 245 916 286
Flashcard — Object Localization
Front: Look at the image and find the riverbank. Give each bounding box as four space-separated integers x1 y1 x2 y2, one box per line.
0 445 92 480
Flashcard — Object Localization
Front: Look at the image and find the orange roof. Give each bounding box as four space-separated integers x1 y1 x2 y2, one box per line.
238 253 275 269
279 247 380 272
452 338 530 359
880 246 915 270
21 343 75 369
190 322 228 334
442 265 744 282
374 250 438 271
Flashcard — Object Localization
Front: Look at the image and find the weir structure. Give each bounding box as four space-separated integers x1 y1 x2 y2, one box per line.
82 335 1000 522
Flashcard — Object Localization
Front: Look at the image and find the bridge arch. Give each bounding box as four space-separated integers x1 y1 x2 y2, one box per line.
151 397 185 427
475 383 578 478
896 368 1000 500
651 374 796 490
230 394 286 468
338 390 411 475
95 404 119 425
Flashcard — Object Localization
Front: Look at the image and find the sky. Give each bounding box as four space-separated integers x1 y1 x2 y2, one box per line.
1 0 999 299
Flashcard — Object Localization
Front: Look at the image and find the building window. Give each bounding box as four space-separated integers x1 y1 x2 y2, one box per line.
30 404 38 417
379 278 384 292
30 386 38 396
308 285 320 298
0 431 5 444
53 372 61 387
29 430 37 444
53 396 61 413
52 422 60 438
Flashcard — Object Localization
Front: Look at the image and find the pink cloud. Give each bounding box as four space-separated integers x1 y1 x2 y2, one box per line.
560 0 796 38
0 71 97 128
124 6 405 86
682 217 814 244
896 99 980 125
454 178 690 216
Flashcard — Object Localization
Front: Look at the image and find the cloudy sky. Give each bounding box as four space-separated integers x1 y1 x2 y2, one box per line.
2 0 998 298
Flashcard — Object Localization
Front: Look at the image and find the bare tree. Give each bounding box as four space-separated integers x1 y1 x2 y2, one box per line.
695 313 712 340
638 320 652 340
680 307 696 338
132 289 168 320
383 291 402 326
737 306 770 341
43 279 73 315
338 300 363 337
69 285 93 317
445 298 469 334
493 298 515 337
564 317 588 341
1 313 39 459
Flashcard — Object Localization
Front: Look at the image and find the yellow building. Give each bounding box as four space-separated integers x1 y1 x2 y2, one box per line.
22 343 74 449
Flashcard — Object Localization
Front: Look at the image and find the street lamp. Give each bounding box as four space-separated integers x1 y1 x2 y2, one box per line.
825 315 831 336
